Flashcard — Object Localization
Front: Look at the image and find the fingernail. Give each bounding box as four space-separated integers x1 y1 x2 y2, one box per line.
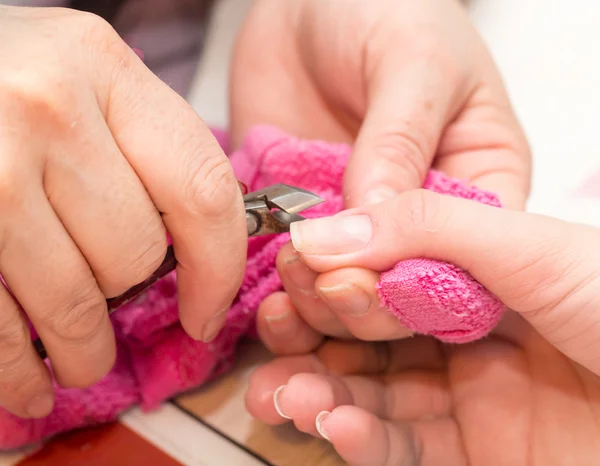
290 214 373 255
363 187 398 205
273 385 291 419
284 252 317 296
315 410 331 441
319 283 371 317
26 392 53 418
201 307 229 342
265 308 297 335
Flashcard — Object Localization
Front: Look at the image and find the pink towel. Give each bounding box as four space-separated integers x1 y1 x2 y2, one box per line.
0 126 504 449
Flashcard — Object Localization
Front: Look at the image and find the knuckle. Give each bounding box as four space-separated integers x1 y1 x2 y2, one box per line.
369 125 430 184
100 230 168 296
0 69 74 133
181 145 241 219
389 189 445 237
46 285 107 344
76 11 123 55
500 235 587 312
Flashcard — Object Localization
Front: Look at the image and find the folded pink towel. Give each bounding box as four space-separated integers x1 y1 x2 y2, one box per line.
0 125 504 449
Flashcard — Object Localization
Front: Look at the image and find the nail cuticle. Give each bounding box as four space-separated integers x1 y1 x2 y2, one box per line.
319 283 372 317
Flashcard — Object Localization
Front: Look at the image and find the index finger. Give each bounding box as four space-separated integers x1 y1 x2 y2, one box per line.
92 34 247 341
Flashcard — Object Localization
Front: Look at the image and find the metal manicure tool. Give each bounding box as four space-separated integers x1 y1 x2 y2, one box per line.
33 184 324 359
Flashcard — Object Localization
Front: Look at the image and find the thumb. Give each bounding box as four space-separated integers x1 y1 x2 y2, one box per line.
343 54 464 207
290 190 600 372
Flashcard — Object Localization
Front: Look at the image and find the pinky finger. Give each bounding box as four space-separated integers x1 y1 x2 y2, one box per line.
256 292 324 355
316 405 418 466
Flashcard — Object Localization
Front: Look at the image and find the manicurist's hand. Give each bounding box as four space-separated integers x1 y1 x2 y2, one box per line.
230 0 532 345
247 191 600 465
230 0 530 209
0 6 247 418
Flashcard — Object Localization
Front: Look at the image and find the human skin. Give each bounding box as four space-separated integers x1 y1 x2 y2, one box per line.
230 1 599 462
0 6 247 418
248 191 600 465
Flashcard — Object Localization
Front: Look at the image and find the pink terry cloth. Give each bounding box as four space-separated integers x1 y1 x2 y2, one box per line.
0 125 505 449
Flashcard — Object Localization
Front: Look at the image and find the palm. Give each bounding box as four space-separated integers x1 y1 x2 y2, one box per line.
248 316 600 465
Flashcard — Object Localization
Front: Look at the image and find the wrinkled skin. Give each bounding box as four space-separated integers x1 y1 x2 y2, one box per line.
0 6 246 418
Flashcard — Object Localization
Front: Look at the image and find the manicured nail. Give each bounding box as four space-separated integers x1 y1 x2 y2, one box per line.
265 308 297 335
284 252 318 296
319 283 371 317
315 411 331 441
201 307 229 342
273 385 291 419
26 392 53 418
363 186 398 206
290 214 373 255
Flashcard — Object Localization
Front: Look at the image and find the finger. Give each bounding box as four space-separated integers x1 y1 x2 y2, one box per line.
316 406 419 466
448 341 532 465
0 183 114 387
316 337 445 376
45 107 167 298
291 190 600 373
245 354 327 424
256 292 324 355
344 45 466 207
434 76 531 209
90 22 247 340
273 373 379 436
0 283 53 418
315 267 412 341
246 338 445 424
274 370 449 436
318 407 465 466
277 244 350 338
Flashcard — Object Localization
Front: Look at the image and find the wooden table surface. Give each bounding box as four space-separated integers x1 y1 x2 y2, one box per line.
174 341 345 466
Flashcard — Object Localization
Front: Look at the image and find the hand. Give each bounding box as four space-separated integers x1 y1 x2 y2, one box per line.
0 6 247 418
250 191 600 463
230 0 530 209
245 191 600 465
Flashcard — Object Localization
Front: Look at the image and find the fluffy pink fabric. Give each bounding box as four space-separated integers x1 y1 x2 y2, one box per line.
0 126 505 449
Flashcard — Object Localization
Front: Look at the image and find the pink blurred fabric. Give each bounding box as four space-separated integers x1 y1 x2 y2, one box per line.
0 125 505 449
576 171 600 197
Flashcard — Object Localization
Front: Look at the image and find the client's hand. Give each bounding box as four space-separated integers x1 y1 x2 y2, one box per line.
246 191 600 465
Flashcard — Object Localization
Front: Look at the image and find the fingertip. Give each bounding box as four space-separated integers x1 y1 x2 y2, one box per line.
50 314 117 389
318 406 413 465
257 292 324 354
176 264 238 341
245 368 290 425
